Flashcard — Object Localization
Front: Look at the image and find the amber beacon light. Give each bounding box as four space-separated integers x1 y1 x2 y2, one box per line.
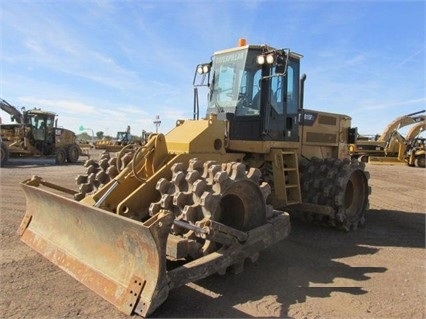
238 38 247 46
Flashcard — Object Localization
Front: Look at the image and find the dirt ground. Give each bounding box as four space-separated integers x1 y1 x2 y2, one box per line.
0 154 425 319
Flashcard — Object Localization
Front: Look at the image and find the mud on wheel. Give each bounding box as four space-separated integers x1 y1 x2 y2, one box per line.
149 158 271 259
300 157 371 231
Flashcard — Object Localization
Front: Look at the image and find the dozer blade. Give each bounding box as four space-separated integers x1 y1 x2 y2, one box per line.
17 182 174 317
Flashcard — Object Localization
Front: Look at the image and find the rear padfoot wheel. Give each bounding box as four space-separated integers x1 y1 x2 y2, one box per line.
300 157 371 231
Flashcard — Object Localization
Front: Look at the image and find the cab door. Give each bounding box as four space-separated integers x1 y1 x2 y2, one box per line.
262 60 300 142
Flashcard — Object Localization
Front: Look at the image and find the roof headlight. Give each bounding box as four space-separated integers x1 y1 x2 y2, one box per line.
256 55 265 65
266 54 275 64
197 63 211 74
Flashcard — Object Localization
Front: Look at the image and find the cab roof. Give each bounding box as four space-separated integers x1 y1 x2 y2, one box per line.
214 43 303 60
26 108 57 117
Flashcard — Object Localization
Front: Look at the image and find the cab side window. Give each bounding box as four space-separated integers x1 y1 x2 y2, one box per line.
286 62 299 114
270 70 283 114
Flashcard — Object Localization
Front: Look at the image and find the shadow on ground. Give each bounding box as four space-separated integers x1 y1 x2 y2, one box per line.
153 209 425 318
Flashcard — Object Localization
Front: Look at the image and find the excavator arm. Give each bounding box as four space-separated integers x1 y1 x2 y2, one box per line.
405 121 426 140
379 110 425 142
0 98 24 124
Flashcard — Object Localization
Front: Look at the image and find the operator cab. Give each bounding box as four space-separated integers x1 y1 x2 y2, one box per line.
24 109 56 154
194 40 303 142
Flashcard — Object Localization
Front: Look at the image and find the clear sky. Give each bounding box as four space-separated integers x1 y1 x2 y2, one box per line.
1 0 425 138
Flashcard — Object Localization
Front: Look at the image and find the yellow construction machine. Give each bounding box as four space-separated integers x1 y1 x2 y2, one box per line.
0 98 85 165
404 121 425 167
349 110 425 164
95 125 137 151
17 40 371 317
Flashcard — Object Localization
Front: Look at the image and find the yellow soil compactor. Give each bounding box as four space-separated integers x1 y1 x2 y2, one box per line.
18 40 371 317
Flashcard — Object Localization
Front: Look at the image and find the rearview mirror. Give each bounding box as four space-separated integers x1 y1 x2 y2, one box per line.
275 53 286 74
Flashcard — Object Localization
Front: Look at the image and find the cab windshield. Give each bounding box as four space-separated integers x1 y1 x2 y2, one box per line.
28 114 55 141
205 47 300 118
209 49 262 114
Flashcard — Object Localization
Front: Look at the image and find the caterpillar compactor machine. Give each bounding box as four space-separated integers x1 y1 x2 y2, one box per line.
18 40 370 317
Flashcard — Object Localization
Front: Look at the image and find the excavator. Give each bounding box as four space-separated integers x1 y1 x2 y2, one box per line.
349 110 425 163
17 39 371 317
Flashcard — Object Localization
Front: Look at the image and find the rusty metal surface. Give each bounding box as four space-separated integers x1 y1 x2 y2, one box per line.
19 183 173 316
167 211 290 290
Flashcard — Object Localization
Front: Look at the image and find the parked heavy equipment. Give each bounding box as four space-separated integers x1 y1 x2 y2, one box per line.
95 125 134 151
17 40 371 317
0 98 84 165
404 121 425 167
405 137 425 167
95 125 146 152
349 110 425 163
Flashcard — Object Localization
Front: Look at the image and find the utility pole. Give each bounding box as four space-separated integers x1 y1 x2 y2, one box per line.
153 115 161 133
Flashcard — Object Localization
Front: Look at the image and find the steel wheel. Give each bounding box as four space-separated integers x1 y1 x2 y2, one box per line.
300 157 371 230
149 159 270 258
334 160 370 230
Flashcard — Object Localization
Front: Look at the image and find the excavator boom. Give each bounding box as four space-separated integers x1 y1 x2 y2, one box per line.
405 121 426 140
0 98 24 124
378 110 425 142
